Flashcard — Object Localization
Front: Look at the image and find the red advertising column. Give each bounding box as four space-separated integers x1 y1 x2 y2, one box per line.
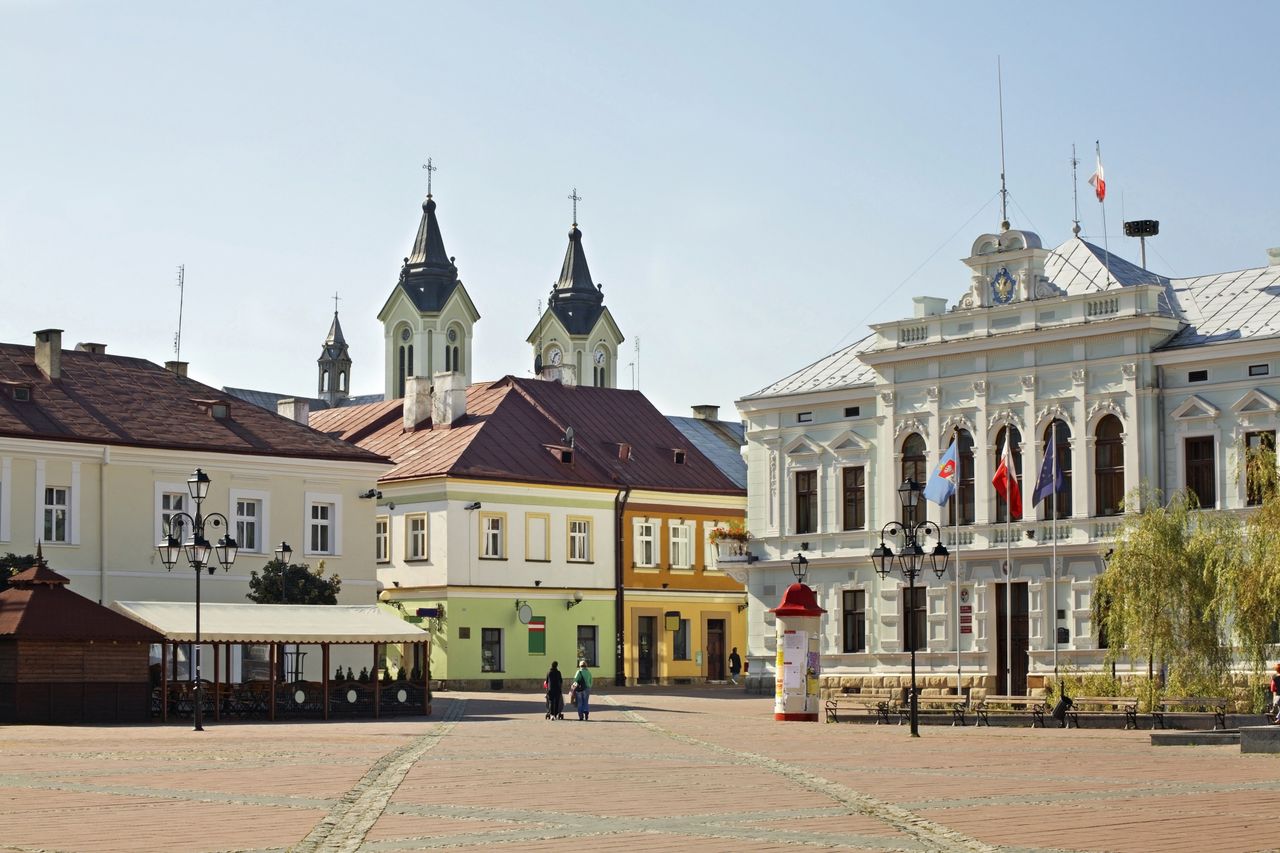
770 583 826 721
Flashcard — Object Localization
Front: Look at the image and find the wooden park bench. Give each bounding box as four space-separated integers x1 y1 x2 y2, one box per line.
825 688 902 724
1151 696 1228 731
975 695 1050 727
905 691 971 727
1062 696 1139 730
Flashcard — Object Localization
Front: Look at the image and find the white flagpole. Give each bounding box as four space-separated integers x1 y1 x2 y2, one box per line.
1051 426 1059 679
953 429 962 697
1004 434 1013 696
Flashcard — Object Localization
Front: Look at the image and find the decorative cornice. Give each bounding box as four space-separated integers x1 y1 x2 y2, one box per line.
1121 362 1137 379
1087 398 1125 425
894 417 929 440
972 379 988 397
1035 403 1074 427
940 413 975 437
989 409 1024 433
880 391 896 406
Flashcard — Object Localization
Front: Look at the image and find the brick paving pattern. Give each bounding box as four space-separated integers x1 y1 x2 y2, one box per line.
0 689 1275 851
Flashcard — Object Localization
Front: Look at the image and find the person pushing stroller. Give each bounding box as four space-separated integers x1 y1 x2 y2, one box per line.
544 660 565 720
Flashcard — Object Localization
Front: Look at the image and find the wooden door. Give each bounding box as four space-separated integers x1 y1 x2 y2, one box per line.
995 582 1030 695
706 620 725 680
638 616 656 683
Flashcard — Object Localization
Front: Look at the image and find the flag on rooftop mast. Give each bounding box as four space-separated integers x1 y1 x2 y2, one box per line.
1088 144 1106 203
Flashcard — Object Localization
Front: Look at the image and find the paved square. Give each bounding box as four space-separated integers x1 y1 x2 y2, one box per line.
0 689 1274 851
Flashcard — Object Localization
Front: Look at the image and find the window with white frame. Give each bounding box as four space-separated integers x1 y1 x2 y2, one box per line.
635 521 656 567
44 486 69 543
160 491 185 539
309 502 334 554
525 514 549 561
375 517 389 562
407 514 428 560
481 514 505 559
234 498 261 552
670 522 693 569
568 518 591 562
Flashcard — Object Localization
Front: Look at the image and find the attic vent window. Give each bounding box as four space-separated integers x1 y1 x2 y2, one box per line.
797 412 813 423
1188 370 1208 383
673 450 686 465
560 449 574 464
12 387 31 402
545 444 575 464
211 403 230 419
1249 364 1270 377
618 443 632 462
844 406 860 418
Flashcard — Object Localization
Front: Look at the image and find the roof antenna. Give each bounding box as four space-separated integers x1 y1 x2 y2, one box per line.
1070 144 1081 237
634 336 640 392
997 57 1010 232
422 157 437 198
173 264 185 363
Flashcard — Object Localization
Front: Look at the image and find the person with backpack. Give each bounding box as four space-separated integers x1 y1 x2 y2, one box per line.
572 659 593 721
728 647 742 686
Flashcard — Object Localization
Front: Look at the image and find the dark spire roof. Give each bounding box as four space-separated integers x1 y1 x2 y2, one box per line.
325 311 347 347
548 224 606 335
397 195 462 314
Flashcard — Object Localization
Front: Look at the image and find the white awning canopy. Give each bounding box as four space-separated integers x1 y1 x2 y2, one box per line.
111 601 429 644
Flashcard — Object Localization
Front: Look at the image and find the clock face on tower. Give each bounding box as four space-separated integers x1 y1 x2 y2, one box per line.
547 347 563 366
990 267 1016 305
593 348 606 365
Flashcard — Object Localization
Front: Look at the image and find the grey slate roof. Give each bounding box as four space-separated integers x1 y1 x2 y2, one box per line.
666 416 747 489
1160 264 1280 348
743 334 879 400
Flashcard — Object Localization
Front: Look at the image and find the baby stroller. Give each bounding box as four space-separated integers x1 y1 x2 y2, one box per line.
545 688 565 720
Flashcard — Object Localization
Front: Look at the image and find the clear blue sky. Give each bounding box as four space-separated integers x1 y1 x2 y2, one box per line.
3 3 1276 418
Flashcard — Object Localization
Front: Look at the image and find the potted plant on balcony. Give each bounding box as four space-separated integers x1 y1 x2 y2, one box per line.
710 521 752 562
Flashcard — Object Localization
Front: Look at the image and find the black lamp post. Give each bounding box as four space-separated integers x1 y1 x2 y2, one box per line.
156 468 238 732
274 541 294 602
790 553 809 585
871 478 950 738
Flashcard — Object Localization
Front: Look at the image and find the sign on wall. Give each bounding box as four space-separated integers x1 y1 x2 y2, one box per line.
528 617 546 654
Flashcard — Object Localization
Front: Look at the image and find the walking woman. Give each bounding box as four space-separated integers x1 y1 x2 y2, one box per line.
573 659 593 721
545 660 564 720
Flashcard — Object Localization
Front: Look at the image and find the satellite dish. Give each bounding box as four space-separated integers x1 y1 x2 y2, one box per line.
517 603 533 625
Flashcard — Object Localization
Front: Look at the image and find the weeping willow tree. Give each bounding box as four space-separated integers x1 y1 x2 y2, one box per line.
1093 485 1240 705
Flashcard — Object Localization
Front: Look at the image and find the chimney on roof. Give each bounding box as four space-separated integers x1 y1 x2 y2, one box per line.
431 370 467 429
1268 247 1280 267
403 375 432 432
277 397 311 424
75 342 106 355
913 296 948 318
33 329 63 380
692 404 719 421
165 360 188 378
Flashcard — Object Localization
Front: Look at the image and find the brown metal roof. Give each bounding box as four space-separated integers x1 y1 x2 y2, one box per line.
0 344 388 464
310 377 744 495
0 557 163 641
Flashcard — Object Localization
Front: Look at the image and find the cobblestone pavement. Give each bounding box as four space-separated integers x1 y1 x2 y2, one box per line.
0 688 1277 852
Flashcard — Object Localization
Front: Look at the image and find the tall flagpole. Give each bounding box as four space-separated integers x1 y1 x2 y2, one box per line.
1096 140 1111 287
953 427 962 696
1005 434 1013 696
1051 425 1059 679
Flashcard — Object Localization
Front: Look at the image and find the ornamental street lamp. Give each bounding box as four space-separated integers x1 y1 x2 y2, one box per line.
274 541 294 602
156 468 238 732
871 478 950 738
790 553 809 585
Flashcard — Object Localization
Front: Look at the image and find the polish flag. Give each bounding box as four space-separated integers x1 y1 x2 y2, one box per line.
992 432 1023 520
1088 146 1106 203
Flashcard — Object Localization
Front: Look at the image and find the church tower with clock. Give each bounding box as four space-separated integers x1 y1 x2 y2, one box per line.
526 200 624 388
377 187 481 400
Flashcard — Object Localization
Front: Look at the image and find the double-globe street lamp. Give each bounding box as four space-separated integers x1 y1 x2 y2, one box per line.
870 478 950 738
156 468 238 732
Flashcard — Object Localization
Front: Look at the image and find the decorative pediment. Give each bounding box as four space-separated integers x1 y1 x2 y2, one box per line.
1231 389 1280 417
1171 395 1220 421
987 409 1024 440
940 413 975 438
826 429 871 456
782 436 823 458
893 417 929 441
1036 403 1075 429
1087 398 1126 427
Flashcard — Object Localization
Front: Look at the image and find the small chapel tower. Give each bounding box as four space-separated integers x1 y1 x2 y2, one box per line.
317 306 352 408
526 190 624 387
377 176 481 400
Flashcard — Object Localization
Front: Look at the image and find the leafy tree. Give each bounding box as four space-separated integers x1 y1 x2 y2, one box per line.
1218 440 1280 676
1093 485 1238 707
246 558 341 605
0 553 36 593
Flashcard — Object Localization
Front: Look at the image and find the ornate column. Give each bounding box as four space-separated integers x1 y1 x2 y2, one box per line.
1071 368 1090 519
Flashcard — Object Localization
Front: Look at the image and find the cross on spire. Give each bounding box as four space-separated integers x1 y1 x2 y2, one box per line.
422 158 437 197
568 187 581 226
332 291 341 314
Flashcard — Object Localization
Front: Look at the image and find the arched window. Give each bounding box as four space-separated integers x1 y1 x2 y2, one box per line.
320 369 329 393
947 429 976 526
452 345 461 373
901 433 926 526
339 371 347 393
1095 415 1124 516
445 345 451 372
407 345 414 377
397 347 406 398
1041 419 1072 519
994 425 1023 523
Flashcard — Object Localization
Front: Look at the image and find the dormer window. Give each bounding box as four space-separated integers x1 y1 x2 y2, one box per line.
673 450 686 465
545 444 574 464
10 386 30 402
193 399 232 420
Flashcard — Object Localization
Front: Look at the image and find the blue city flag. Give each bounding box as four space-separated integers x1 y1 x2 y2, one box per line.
923 439 959 506
1032 428 1065 505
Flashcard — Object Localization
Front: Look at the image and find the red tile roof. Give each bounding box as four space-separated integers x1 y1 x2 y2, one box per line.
310 377 744 495
0 344 387 464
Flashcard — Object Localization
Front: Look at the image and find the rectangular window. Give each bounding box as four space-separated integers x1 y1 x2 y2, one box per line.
234 498 260 552
407 514 427 560
160 491 185 539
1184 436 1216 508
481 514 505 559
903 586 926 653
797 411 813 423
577 625 598 667
1188 369 1208 382
1249 364 1270 377
480 628 503 672
309 502 334 554
841 466 865 531
673 619 690 660
44 486 69 543
670 523 692 569
844 406 860 418
1246 431 1277 507
635 522 656 567
526 513 549 561
842 590 866 653
375 517 389 562
795 470 817 534
568 518 591 562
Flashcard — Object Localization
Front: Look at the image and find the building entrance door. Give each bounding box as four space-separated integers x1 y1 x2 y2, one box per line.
706 619 725 680
994 581 1030 695
638 616 656 684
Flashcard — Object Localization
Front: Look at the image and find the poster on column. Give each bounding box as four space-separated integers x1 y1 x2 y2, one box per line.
782 630 806 690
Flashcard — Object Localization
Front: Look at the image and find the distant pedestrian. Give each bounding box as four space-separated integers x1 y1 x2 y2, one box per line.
545 661 564 720
728 647 742 685
1270 663 1280 723
573 659 593 721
